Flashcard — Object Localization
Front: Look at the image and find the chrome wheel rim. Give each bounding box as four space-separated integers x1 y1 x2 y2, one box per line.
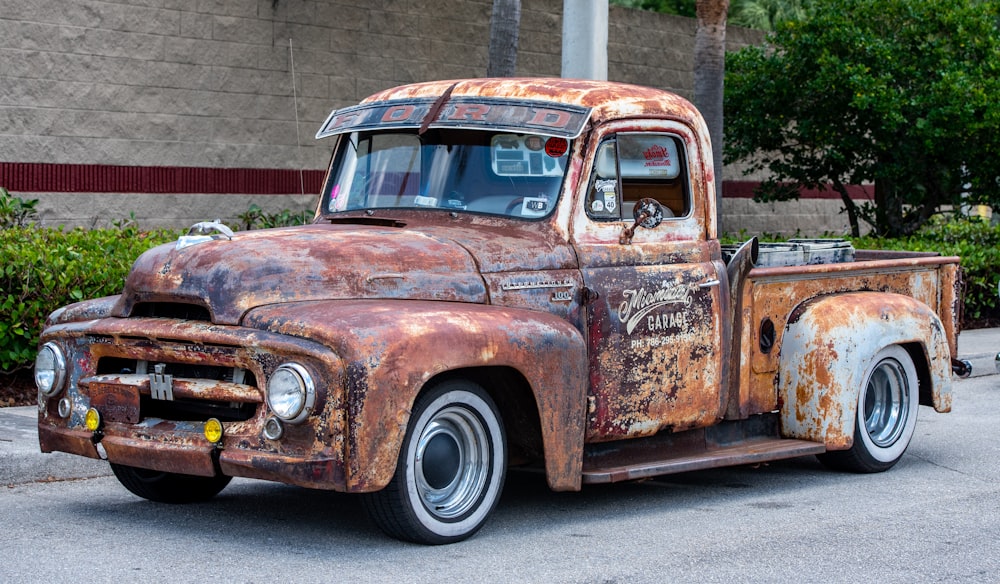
863 358 910 448
414 406 490 520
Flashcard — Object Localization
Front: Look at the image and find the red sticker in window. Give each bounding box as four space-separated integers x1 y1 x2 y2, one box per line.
545 137 568 157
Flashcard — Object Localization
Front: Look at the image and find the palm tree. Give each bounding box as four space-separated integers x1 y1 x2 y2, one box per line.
487 0 522 77
729 0 810 30
693 0 729 231
610 1 809 31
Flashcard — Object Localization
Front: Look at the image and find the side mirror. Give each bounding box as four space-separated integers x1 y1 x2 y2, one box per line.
633 198 664 229
619 198 664 244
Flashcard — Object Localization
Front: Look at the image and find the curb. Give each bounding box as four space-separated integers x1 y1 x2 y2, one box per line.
0 406 111 486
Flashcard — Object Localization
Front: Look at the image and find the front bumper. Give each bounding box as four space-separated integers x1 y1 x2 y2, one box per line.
38 422 347 488
37 317 349 491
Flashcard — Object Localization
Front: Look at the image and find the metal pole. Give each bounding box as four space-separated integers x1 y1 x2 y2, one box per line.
561 0 608 80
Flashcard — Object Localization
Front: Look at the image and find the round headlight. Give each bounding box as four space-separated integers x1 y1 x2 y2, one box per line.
35 342 67 397
265 363 315 424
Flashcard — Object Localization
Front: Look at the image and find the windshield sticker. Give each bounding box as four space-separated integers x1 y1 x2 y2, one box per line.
445 193 466 209
544 137 569 157
317 97 592 139
591 199 605 212
604 193 617 214
595 179 617 214
519 197 549 218
617 135 681 179
643 144 672 168
414 195 438 207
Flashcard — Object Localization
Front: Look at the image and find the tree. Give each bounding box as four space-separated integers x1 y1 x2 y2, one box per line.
612 0 696 16
611 0 809 31
693 0 730 231
728 0 809 30
487 0 522 77
725 0 1000 237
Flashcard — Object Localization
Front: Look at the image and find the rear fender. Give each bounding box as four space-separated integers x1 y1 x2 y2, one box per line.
778 292 952 450
244 300 588 492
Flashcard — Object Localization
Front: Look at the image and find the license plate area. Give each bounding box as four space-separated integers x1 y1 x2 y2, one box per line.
89 382 141 424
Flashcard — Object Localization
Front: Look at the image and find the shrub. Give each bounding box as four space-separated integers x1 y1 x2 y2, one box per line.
0 201 313 374
0 224 177 371
0 187 39 228
852 217 1000 326
237 203 313 230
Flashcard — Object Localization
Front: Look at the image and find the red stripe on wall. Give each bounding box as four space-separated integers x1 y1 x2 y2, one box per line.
723 180 872 201
2 163 872 201
0 162 326 195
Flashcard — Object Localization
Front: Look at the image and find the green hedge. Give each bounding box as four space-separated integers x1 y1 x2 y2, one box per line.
0 196 312 374
2 217 997 374
851 217 1000 325
0 225 177 371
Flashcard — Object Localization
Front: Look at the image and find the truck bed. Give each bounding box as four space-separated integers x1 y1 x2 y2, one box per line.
730 250 962 419
724 238 855 267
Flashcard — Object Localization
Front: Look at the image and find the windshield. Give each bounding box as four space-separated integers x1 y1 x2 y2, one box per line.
321 129 571 219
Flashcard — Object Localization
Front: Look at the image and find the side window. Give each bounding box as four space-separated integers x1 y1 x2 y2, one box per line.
586 141 621 219
585 133 690 221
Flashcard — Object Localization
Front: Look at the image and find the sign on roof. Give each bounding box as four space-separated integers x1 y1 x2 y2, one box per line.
316 97 592 139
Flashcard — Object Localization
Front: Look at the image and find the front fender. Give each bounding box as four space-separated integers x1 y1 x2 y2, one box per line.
778 292 952 450
45 295 121 326
244 300 588 492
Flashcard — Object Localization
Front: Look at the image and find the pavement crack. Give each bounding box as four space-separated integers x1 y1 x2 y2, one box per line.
910 453 995 483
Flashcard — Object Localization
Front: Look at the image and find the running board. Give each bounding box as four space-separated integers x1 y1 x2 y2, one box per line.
581 413 826 484
581 438 825 484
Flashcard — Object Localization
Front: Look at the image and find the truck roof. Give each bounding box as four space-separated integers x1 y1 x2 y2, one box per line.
359 78 702 129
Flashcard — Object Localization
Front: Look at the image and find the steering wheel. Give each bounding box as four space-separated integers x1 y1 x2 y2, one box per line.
504 197 525 216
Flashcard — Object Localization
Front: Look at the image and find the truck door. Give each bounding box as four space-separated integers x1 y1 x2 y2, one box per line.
572 126 726 441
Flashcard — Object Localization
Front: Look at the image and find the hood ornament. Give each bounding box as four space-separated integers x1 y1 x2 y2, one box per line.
176 219 235 250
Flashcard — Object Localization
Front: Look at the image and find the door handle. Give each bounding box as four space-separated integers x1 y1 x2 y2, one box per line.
698 279 721 289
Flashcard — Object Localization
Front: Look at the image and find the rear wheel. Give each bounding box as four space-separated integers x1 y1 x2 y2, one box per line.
818 345 919 473
363 380 507 544
110 463 231 503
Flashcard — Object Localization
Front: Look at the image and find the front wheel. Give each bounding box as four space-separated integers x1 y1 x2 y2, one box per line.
363 380 507 544
818 345 919 473
110 463 232 503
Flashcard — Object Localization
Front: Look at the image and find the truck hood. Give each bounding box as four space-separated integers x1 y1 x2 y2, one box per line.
112 224 488 325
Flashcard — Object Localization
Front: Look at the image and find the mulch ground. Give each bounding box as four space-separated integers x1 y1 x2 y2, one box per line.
1 370 35 407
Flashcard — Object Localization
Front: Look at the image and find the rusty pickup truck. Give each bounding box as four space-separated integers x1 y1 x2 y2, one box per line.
35 78 967 544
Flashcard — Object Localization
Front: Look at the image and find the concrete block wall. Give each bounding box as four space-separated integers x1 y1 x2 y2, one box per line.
2 0 502 172
1 0 833 235
723 198 860 238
